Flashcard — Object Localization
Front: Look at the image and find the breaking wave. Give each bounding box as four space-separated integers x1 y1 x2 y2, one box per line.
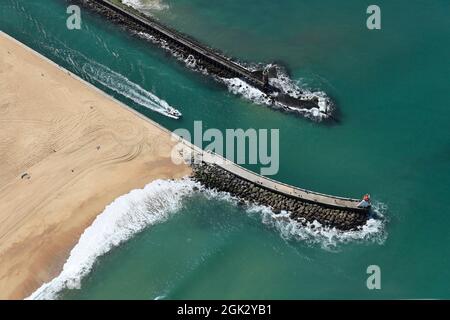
250 201 388 251
121 0 169 15
136 31 209 76
135 30 331 120
201 187 387 251
27 178 386 299
27 178 198 300
222 64 333 121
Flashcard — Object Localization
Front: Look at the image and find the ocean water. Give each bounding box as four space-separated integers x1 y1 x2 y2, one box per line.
1 0 450 299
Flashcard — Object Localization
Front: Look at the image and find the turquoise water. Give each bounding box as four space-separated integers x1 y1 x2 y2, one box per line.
1 0 450 299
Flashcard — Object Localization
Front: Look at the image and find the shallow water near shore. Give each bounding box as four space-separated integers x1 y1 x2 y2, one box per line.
2 0 450 298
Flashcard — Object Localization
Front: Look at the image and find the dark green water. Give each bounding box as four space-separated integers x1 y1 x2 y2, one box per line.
1 0 450 299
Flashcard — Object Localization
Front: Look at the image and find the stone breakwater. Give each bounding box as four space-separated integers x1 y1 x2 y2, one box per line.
191 163 369 231
73 0 251 79
73 0 330 117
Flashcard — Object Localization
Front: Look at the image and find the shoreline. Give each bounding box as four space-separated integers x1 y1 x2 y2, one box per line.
0 31 191 299
0 30 376 299
28 178 198 300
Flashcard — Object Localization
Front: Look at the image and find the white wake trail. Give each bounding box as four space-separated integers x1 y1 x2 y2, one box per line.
82 61 182 119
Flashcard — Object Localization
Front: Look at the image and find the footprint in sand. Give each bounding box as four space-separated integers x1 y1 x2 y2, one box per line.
0 103 10 115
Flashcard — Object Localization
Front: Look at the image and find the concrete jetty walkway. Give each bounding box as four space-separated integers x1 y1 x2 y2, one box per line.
97 0 266 88
86 0 327 113
176 140 367 213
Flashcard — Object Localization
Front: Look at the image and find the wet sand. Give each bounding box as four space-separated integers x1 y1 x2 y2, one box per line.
0 32 190 299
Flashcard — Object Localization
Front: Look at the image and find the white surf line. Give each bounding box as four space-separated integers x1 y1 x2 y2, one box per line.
201 187 388 251
222 64 333 120
28 179 387 300
132 26 332 120
27 179 198 300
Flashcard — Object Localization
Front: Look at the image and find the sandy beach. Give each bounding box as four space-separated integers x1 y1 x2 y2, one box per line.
0 32 191 299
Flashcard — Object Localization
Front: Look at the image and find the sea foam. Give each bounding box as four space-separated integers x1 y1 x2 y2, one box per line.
28 179 387 299
27 178 198 300
222 64 333 121
250 202 388 251
122 0 169 14
201 187 387 251
133 33 332 121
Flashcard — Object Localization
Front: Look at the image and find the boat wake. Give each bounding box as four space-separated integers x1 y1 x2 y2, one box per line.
10 0 181 120
81 60 182 119
28 179 386 299
42 40 182 119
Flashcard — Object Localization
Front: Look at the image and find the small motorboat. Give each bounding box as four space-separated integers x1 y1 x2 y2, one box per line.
166 108 182 119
